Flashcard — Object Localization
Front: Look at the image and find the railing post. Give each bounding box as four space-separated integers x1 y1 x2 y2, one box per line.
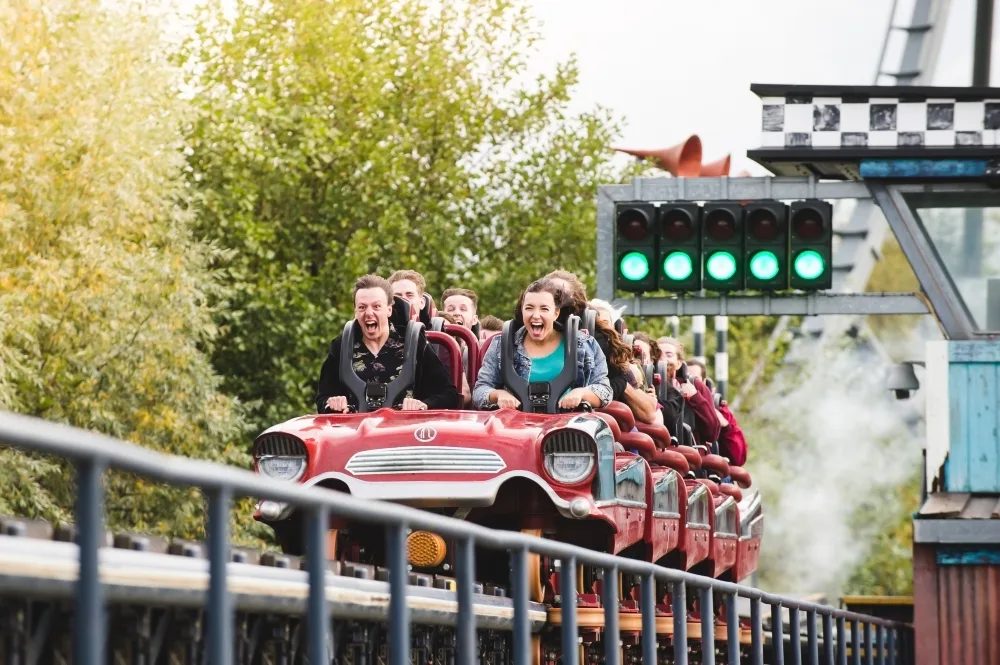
207 487 233 665
864 622 873 665
603 567 620 665
789 608 801 665
641 574 656 665
837 617 847 665
807 610 819 665
306 505 330 665
751 596 764 665
887 628 896 665
852 621 861 665
512 547 531 665
387 524 410 665
727 594 740 665
772 603 785 665
456 537 477 665
562 557 580 665
823 614 834 665
74 457 106 665
700 586 715 665
673 581 688 665
876 625 885 665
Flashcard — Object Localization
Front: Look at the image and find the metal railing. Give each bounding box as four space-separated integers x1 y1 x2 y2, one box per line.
0 410 912 665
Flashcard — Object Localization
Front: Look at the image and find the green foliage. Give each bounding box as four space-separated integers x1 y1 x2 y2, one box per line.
180 0 626 429
0 0 268 546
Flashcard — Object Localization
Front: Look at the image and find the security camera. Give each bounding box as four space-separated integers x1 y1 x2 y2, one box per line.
886 361 924 401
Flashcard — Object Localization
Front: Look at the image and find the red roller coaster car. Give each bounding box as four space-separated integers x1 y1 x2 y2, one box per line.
252 304 762 608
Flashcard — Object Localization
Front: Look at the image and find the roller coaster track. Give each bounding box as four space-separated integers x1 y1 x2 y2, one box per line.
0 411 911 664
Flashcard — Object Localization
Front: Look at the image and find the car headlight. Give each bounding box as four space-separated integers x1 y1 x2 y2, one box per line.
258 455 307 482
542 429 596 485
544 453 595 484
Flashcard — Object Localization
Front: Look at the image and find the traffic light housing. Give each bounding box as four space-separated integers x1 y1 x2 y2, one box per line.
657 203 702 292
789 200 833 291
701 203 744 291
743 201 790 290
614 202 657 292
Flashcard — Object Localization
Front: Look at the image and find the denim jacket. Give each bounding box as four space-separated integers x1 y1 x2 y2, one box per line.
472 328 613 409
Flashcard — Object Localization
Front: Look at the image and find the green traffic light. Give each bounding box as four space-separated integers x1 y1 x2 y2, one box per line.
663 251 693 281
794 250 825 280
619 252 650 281
749 250 780 280
706 251 737 281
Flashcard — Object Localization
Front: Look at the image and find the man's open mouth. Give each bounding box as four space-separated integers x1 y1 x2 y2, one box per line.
364 320 378 333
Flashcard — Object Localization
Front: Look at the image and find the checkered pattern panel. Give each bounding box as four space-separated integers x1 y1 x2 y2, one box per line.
760 95 1000 148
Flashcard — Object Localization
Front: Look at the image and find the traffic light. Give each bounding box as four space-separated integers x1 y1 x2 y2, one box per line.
701 203 743 291
657 203 702 292
789 200 833 290
743 201 790 290
615 202 657 292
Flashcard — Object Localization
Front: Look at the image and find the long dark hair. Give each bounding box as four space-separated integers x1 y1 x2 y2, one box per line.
545 269 631 372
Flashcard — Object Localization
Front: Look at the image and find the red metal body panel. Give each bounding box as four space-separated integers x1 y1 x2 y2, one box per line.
647 468 684 563
679 479 711 570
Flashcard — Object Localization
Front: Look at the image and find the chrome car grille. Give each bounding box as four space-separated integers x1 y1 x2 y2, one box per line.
344 447 506 476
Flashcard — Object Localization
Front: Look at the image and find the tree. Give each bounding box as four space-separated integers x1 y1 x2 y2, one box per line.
0 0 266 544
180 0 626 430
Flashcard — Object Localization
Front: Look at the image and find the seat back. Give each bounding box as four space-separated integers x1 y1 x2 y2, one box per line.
339 298 422 412
500 314 580 413
426 331 464 393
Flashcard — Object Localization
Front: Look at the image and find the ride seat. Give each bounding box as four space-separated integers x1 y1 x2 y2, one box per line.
728 466 752 489
651 449 690 475
635 422 671 449
674 445 702 471
425 331 464 394
698 449 731 479
693 478 719 496
599 401 636 433
618 431 657 460
717 483 743 502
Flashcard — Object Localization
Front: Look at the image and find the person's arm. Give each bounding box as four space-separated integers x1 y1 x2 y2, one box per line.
582 338 612 407
472 337 503 408
622 382 658 424
684 379 722 443
415 344 460 409
315 339 345 413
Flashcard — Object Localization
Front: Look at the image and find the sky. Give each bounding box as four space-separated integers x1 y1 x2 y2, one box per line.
524 0 994 174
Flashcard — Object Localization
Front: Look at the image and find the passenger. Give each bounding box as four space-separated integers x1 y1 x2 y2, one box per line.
437 311 473 408
315 275 460 413
441 288 479 331
479 315 503 341
543 270 658 424
656 337 721 446
473 279 612 410
389 270 432 326
685 360 747 466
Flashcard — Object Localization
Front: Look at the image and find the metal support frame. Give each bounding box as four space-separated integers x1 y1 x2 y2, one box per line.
868 184 981 339
614 293 928 317
0 410 914 665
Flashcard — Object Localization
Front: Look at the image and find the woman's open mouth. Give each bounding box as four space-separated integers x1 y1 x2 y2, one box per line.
529 322 544 336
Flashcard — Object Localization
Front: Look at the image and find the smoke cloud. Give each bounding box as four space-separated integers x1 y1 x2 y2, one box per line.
745 324 931 596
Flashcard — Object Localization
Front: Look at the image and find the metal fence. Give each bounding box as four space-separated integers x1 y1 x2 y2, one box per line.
0 410 912 665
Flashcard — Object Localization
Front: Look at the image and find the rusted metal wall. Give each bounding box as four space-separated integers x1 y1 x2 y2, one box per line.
915 544 1000 665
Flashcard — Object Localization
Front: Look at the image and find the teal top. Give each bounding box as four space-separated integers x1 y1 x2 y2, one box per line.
528 339 565 383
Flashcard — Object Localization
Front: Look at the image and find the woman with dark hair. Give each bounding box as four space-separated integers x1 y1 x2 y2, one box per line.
544 270 660 424
472 279 612 410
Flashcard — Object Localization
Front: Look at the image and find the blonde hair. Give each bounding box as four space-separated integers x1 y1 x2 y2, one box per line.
657 336 685 360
